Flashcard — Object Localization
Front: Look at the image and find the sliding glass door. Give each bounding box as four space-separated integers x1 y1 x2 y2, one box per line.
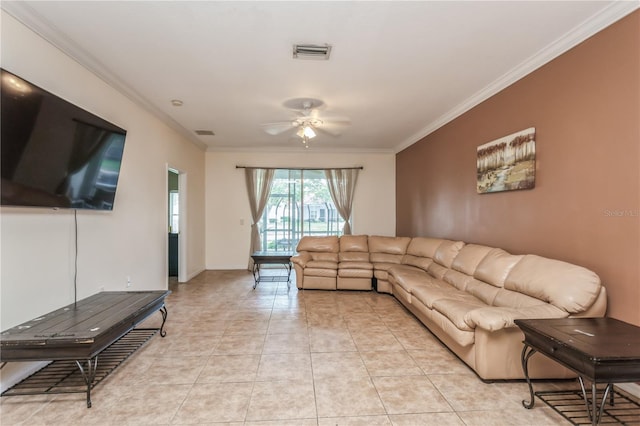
259 169 345 252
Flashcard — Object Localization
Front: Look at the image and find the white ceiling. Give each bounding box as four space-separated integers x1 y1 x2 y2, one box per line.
3 1 637 153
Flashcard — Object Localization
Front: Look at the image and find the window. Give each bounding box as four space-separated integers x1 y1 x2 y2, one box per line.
169 191 179 233
260 169 344 251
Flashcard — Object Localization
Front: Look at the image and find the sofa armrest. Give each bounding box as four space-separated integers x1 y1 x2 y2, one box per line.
291 252 311 268
464 304 568 332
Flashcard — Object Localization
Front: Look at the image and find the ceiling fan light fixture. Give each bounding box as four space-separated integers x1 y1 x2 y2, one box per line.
303 125 316 139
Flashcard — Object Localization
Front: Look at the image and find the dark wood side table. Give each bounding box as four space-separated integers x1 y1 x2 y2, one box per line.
515 317 640 425
250 251 295 289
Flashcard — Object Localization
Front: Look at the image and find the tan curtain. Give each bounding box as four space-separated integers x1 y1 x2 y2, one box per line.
324 168 359 235
244 168 275 269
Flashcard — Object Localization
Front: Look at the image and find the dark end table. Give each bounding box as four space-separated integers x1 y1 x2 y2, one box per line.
250 251 295 289
515 317 640 425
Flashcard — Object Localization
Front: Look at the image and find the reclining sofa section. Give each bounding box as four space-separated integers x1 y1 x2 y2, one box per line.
291 235 607 381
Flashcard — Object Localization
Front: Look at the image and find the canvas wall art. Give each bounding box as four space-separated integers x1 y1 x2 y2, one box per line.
477 127 536 194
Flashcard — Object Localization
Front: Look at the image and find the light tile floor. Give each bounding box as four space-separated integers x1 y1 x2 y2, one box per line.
0 270 608 425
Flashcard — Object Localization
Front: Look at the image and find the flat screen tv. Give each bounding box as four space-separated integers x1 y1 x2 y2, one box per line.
1 68 127 210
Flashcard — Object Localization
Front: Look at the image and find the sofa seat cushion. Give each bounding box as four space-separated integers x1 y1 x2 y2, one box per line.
374 269 390 281
304 267 338 278
464 304 568 332
412 302 475 347
338 268 373 278
431 296 488 331
388 264 426 289
370 253 404 264
411 281 464 308
339 261 373 270
401 254 433 271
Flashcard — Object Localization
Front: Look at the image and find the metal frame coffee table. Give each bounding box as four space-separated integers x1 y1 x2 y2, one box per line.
1 291 169 408
250 251 295 289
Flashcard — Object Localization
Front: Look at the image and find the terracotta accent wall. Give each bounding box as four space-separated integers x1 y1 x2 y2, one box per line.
396 12 639 324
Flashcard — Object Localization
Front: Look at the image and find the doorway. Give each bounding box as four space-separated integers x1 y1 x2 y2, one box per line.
168 170 180 278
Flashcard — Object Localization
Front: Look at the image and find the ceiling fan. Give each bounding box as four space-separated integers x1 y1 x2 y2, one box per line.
261 98 350 148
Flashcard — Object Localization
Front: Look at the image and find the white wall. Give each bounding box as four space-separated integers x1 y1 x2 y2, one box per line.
205 150 396 269
0 12 206 388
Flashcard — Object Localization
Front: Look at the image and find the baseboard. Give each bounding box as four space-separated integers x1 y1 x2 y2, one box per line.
183 267 206 282
616 382 640 399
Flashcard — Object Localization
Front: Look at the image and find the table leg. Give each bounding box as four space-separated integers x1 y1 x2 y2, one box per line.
591 381 598 426
159 306 168 337
252 262 260 289
579 377 614 425
75 357 98 408
599 384 612 424
521 343 538 409
286 262 292 289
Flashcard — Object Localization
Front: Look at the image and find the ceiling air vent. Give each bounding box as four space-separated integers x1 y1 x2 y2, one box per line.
293 44 332 60
194 130 215 136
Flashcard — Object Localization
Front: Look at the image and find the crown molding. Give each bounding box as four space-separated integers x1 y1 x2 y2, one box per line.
394 1 640 154
1 2 208 152
206 145 395 154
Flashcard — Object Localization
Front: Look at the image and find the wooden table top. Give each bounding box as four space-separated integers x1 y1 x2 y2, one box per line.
0 291 169 361
515 317 640 361
251 251 296 262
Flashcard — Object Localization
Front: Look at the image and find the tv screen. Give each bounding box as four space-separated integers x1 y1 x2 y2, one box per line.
1 68 127 210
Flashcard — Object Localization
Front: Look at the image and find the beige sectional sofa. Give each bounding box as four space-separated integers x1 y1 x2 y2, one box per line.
291 235 607 381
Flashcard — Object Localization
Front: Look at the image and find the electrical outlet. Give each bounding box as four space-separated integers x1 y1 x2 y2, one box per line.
99 286 104 292
126 276 131 288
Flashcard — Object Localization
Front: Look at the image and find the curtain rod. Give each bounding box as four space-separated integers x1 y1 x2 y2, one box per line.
235 166 363 170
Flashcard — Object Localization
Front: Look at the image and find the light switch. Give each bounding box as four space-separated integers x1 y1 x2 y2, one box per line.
240 219 245 226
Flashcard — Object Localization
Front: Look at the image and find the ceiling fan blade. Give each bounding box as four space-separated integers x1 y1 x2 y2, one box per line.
315 126 342 137
261 121 296 136
322 117 351 125
315 118 351 137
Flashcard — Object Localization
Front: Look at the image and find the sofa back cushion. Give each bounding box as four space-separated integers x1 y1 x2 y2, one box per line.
371 253 404 265
451 244 494 276
297 236 339 253
433 240 465 268
369 236 411 254
311 252 339 262
340 235 368 252
406 237 444 258
474 249 523 288
340 252 369 262
339 235 369 262
369 236 411 265
504 255 601 313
